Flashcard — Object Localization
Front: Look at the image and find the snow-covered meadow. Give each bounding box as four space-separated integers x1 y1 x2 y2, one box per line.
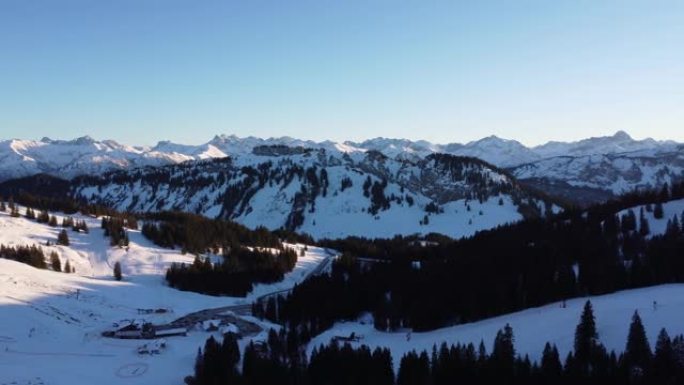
0 208 330 385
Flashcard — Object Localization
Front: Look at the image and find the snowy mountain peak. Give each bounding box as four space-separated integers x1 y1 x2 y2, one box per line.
612 130 632 141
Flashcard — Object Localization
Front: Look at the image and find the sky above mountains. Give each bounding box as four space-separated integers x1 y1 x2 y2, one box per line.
0 1 682 146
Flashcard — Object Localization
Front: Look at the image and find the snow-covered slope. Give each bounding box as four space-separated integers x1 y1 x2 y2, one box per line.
0 136 187 182
532 130 678 159
71 151 554 240
510 149 684 203
0 207 332 385
615 198 684 237
308 284 684 371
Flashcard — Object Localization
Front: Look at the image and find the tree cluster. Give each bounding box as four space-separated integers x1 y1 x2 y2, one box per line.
0 244 46 269
141 211 280 254
101 217 130 247
189 301 684 385
166 247 298 297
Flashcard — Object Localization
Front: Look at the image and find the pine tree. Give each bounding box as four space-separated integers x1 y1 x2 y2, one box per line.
57 229 70 246
653 328 675 382
574 300 598 372
37 210 49 223
624 311 652 372
654 202 664 219
491 324 516 377
50 251 61 272
540 342 562 379
64 260 72 274
113 261 122 281
48 215 58 227
0 200 6 212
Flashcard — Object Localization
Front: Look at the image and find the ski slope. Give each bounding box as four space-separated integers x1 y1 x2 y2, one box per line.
0 208 331 385
617 198 684 237
308 285 684 371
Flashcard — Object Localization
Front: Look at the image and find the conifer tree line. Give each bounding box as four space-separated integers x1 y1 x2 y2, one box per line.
256 181 684 335
0 244 74 273
141 211 280 253
188 301 684 385
0 244 47 269
101 216 132 247
166 246 298 296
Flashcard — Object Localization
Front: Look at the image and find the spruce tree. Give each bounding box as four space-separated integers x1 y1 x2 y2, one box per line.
654 202 664 219
624 310 652 372
57 229 70 246
113 261 122 281
540 342 562 379
653 328 674 382
50 251 61 272
491 324 516 376
64 260 72 274
574 300 598 371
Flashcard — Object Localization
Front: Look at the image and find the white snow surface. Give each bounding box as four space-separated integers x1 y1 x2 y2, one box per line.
308 285 684 371
617 198 684 237
0 207 331 385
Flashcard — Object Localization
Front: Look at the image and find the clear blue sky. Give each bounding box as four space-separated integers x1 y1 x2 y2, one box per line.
0 1 682 146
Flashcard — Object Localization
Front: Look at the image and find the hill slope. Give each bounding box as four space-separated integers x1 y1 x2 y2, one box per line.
0 206 331 385
309 284 684 371
70 151 556 239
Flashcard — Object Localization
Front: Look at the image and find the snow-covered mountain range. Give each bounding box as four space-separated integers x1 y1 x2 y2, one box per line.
1 131 682 206
68 151 554 239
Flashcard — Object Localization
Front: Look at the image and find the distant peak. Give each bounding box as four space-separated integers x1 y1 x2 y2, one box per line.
211 134 238 142
612 130 632 141
71 135 96 145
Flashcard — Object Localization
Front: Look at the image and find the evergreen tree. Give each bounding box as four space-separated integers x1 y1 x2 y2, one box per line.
50 251 61 272
113 261 122 281
490 324 516 378
654 202 664 219
540 342 562 380
653 328 675 383
666 215 680 236
0 200 6 212
574 300 599 372
64 259 72 274
37 210 50 223
624 311 652 374
397 350 431 385
57 229 70 246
